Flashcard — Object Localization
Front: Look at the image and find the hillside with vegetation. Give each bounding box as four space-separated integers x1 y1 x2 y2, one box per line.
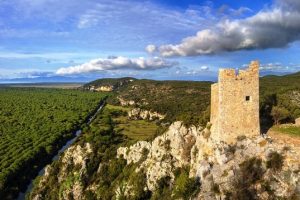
84 79 212 125
0 88 106 199
260 72 300 133
28 104 202 200
84 72 300 127
28 93 300 200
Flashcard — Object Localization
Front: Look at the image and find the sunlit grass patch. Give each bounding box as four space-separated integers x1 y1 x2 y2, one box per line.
116 119 159 141
272 125 300 137
106 104 160 141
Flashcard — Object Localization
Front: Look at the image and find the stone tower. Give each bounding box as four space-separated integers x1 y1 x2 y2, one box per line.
210 61 260 143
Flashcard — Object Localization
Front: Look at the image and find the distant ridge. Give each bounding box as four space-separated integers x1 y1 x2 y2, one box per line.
1 70 299 84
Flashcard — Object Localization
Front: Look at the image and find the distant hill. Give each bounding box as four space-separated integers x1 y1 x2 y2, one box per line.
0 76 94 83
85 77 212 125
84 71 300 125
260 71 300 93
83 77 136 91
0 82 83 89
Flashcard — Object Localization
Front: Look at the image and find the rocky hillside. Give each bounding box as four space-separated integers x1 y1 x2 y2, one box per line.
117 121 300 199
28 105 300 200
27 72 300 200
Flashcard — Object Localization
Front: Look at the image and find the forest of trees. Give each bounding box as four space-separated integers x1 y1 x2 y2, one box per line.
0 88 106 199
260 72 300 127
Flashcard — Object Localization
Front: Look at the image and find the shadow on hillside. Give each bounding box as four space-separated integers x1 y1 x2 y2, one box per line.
260 117 273 135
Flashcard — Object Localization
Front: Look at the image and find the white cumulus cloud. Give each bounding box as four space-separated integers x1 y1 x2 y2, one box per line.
200 66 209 71
156 0 300 57
56 56 177 75
145 45 157 54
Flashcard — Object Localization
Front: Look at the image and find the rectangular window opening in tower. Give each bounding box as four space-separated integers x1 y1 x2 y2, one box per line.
246 96 250 101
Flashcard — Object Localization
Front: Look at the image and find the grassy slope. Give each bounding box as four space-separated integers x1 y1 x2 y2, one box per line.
272 126 300 137
106 104 159 141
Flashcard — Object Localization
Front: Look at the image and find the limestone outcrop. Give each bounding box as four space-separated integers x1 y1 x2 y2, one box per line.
118 97 136 106
95 86 114 92
128 108 165 121
31 143 93 200
118 122 201 191
117 121 300 199
89 85 114 91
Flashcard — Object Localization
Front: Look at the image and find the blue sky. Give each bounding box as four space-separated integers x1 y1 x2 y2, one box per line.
0 0 300 82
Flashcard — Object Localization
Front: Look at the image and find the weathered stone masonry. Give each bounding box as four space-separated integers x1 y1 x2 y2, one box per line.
210 61 260 143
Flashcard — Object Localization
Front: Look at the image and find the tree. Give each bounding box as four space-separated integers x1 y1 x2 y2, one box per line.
271 106 290 125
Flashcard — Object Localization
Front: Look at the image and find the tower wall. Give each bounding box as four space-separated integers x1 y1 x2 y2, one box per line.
210 83 219 135
210 61 260 143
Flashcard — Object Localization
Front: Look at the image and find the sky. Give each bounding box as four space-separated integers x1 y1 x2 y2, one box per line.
1 0 300 82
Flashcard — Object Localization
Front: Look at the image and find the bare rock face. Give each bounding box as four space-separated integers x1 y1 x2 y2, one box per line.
117 141 151 164
95 85 114 92
192 131 300 200
128 108 165 121
89 85 114 91
118 121 300 199
118 97 136 106
118 121 201 190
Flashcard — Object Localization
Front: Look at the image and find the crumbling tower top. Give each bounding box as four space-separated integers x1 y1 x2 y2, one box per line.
210 61 260 143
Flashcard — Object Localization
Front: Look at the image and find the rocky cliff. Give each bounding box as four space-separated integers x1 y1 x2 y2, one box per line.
31 143 93 200
117 122 300 199
28 120 300 200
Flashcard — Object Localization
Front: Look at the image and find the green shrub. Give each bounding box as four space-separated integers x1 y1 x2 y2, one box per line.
129 171 152 200
228 157 264 200
173 167 200 200
271 106 290 125
139 147 149 163
152 175 172 199
237 135 246 141
266 151 284 171
239 157 263 185
211 183 220 194
163 139 171 151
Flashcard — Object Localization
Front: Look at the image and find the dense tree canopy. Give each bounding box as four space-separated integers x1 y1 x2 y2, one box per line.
0 88 106 199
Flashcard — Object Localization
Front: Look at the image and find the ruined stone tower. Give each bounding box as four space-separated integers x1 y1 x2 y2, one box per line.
210 61 260 143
